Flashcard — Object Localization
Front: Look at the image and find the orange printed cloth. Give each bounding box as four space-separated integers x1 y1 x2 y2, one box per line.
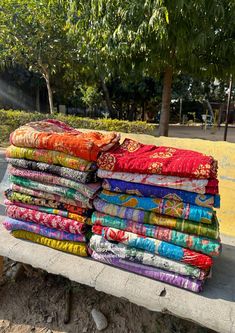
98 138 218 179
10 119 120 161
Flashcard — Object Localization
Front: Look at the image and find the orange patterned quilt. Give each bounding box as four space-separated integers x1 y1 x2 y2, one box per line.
10 119 120 161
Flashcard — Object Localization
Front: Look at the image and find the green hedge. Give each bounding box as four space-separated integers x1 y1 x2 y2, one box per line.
0 109 156 145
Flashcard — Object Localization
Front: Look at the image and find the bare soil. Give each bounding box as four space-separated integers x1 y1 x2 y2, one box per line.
0 262 216 333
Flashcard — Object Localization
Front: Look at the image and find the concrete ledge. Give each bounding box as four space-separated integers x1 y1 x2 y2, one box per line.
0 223 234 333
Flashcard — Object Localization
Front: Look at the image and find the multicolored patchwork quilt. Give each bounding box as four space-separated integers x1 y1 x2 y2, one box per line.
89 235 208 280
9 166 100 199
91 212 221 256
97 169 219 194
6 146 95 171
6 205 87 235
12 229 88 256
98 138 217 179
5 199 90 224
99 190 214 223
93 198 219 238
10 119 120 161
4 218 86 242
102 178 220 208
7 158 97 183
92 225 213 269
5 189 91 215
91 251 203 292
10 183 89 208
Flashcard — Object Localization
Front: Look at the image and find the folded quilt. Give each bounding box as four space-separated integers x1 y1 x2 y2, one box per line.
6 146 95 171
98 138 217 179
102 178 220 208
5 200 90 224
93 199 219 238
4 218 86 242
92 225 213 269
5 189 90 215
7 158 97 183
99 190 213 223
10 183 89 208
89 235 208 280
6 205 87 235
10 119 120 161
91 212 221 256
98 170 219 194
9 166 100 199
91 251 203 292
12 229 88 256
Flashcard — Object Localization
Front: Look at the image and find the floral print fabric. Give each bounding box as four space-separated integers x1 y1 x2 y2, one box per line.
6 205 87 235
89 235 208 280
9 176 92 208
6 146 95 171
4 218 86 242
98 138 217 179
7 158 97 183
9 166 101 199
5 189 91 215
98 169 219 194
12 229 88 256
92 225 213 269
5 199 91 224
99 190 214 223
93 198 219 238
10 119 120 161
91 251 203 292
102 178 220 208
91 212 221 256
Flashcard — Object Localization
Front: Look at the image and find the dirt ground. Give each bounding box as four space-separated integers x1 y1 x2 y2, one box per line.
0 261 216 333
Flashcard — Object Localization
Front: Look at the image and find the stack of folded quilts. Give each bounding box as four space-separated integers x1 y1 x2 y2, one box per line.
89 138 222 292
3 119 120 257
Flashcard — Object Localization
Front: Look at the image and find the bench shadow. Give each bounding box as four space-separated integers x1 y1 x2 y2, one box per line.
0 203 6 216
201 242 235 302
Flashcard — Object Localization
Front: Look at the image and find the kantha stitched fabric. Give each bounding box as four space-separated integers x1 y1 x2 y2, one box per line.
92 225 213 269
9 166 101 198
99 190 213 223
5 190 91 215
91 251 203 292
4 218 86 242
10 183 89 208
6 146 95 171
102 178 220 208
97 170 219 194
91 212 221 256
7 158 97 183
98 138 217 179
93 198 219 238
10 119 120 161
89 235 208 280
5 199 91 224
12 229 88 256
6 205 87 235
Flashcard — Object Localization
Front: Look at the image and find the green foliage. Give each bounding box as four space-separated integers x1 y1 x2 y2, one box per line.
0 109 156 144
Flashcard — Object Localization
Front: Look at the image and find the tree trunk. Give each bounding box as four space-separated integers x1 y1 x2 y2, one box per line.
100 75 115 118
35 85 40 113
142 102 145 121
159 66 173 136
44 73 54 114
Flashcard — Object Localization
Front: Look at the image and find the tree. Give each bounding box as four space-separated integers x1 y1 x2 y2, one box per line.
69 0 235 135
0 0 75 113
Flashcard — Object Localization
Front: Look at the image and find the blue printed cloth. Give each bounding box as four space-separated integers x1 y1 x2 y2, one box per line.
102 178 220 208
